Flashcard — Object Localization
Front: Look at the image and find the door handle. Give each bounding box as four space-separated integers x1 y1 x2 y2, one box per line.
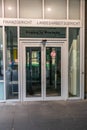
82 72 84 74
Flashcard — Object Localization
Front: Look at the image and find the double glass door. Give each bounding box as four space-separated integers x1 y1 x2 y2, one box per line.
22 43 62 101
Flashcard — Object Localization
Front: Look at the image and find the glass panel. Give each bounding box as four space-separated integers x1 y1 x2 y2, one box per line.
69 28 80 97
20 27 66 38
69 0 80 19
0 0 2 17
26 47 41 97
5 27 18 99
46 47 61 97
0 27 3 80
19 0 42 19
4 0 17 18
0 82 4 100
44 0 67 19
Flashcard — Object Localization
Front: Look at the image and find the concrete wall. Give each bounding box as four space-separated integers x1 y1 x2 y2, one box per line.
85 0 87 95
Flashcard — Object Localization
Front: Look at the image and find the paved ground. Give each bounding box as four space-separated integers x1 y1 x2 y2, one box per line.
0 100 87 130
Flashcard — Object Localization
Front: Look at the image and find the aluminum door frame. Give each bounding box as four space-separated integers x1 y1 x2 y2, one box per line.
43 41 67 100
19 39 68 101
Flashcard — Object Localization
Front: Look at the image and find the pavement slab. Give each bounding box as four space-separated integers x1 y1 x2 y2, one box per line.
0 100 87 130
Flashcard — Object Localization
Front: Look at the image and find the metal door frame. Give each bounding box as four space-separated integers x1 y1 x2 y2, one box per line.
19 39 68 101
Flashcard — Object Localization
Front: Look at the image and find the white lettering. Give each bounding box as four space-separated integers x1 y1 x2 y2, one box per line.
3 19 81 27
3 20 32 25
37 20 80 26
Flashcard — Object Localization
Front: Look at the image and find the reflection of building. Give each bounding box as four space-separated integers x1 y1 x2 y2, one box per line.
0 0 85 102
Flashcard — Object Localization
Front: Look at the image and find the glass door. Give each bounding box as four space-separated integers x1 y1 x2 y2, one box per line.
21 41 64 101
46 47 61 97
25 47 41 98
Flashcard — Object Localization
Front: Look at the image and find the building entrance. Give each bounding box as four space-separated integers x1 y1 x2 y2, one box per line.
19 39 66 101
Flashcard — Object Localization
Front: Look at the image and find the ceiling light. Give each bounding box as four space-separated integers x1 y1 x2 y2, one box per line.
8 7 12 10
47 8 52 12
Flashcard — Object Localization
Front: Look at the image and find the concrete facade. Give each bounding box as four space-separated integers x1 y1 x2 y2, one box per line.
85 0 87 97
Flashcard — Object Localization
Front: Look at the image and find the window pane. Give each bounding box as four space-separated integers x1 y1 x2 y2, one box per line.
0 0 2 17
19 0 42 19
69 0 80 19
69 28 80 97
5 27 18 99
4 0 17 18
44 0 67 19
0 82 4 100
0 27 3 80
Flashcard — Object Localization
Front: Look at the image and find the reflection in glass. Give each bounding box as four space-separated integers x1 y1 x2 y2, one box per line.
0 0 2 17
5 27 18 99
19 0 42 18
69 28 80 97
0 27 3 80
4 0 17 18
44 0 67 19
26 47 41 97
46 47 61 96
0 82 4 100
69 0 80 19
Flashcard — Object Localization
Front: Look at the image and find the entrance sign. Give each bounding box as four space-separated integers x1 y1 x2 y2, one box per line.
0 19 81 27
20 27 66 38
